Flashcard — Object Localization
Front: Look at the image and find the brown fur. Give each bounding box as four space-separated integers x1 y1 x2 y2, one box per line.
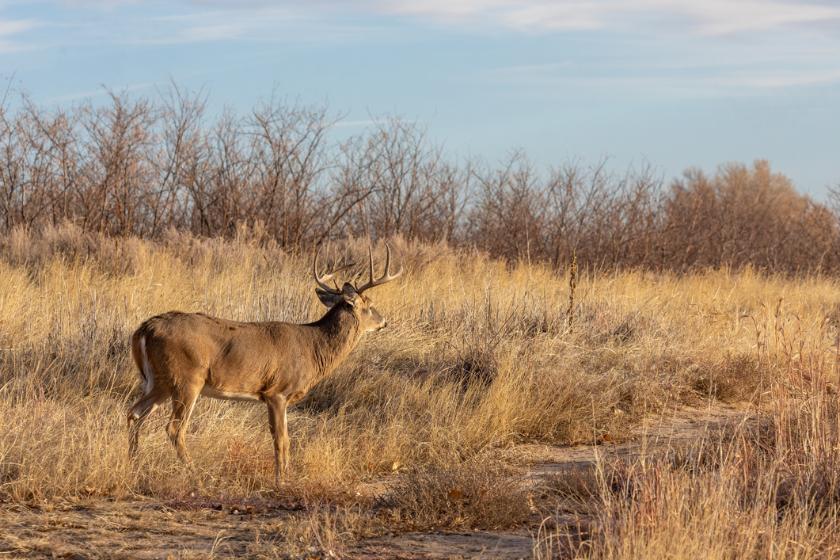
126 282 391 485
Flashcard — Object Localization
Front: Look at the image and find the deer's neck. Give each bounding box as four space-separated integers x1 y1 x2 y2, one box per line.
308 304 363 379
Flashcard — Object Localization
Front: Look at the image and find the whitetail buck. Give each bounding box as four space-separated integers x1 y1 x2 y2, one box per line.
127 245 402 484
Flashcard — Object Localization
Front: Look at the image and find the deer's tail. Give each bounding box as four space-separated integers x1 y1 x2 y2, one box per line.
131 328 154 395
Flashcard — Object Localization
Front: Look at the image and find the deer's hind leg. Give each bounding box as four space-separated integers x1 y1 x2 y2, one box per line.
166 381 204 469
127 387 169 458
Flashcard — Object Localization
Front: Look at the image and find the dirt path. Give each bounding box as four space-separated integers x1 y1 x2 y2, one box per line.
351 529 536 559
0 404 754 559
521 402 754 478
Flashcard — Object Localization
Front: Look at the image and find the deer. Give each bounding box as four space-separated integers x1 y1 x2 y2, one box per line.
126 245 403 485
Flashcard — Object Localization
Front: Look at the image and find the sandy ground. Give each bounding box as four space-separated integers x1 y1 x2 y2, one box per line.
0 404 754 559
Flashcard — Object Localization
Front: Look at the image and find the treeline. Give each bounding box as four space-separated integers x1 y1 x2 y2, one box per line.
1 85 837 272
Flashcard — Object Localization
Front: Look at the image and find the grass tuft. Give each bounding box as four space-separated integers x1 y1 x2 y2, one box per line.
379 458 531 531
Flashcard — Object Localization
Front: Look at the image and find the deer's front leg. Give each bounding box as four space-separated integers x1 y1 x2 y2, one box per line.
265 394 289 486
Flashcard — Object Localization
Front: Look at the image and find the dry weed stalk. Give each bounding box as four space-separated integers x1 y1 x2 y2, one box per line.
567 248 577 334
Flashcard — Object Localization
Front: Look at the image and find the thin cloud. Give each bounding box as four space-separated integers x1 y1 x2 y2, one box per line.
16 0 840 50
178 23 249 42
716 69 840 89
668 0 840 35
0 19 42 36
484 60 840 100
364 0 840 35
26 5 396 48
7 0 840 101
0 18 45 52
24 1 840 37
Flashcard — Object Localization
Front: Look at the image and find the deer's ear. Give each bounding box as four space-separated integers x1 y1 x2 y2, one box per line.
342 283 359 307
316 288 343 308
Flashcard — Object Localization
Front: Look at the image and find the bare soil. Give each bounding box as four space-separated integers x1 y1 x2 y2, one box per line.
519 402 754 476
0 404 754 559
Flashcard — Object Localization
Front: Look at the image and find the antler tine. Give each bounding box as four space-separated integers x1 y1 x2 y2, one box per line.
313 246 355 295
357 244 404 294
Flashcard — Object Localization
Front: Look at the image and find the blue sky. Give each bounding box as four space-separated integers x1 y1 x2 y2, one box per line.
2 0 840 196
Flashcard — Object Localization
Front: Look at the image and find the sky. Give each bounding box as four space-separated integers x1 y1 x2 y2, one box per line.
2 0 839 197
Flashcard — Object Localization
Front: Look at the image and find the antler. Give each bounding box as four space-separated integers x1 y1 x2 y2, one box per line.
357 244 403 294
313 247 355 295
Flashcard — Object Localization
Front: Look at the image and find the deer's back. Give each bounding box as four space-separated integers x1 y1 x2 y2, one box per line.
132 311 316 395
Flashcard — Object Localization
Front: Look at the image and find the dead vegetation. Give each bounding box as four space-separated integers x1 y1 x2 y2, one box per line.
2 85 838 273
1 227 840 557
379 459 531 532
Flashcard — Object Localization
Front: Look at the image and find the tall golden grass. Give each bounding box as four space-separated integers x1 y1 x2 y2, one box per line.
2 224 840 556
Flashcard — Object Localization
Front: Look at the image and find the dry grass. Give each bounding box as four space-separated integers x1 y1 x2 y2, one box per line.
3 225 840 557
533 296 840 559
379 458 531 531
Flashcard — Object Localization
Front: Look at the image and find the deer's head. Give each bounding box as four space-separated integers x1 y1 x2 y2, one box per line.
313 245 403 332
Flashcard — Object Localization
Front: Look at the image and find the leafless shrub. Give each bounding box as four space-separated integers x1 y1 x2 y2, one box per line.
664 160 839 273
687 353 761 402
539 465 600 509
380 458 531 531
449 346 499 388
544 159 666 270
468 152 545 263
1 84 838 273
328 114 469 244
